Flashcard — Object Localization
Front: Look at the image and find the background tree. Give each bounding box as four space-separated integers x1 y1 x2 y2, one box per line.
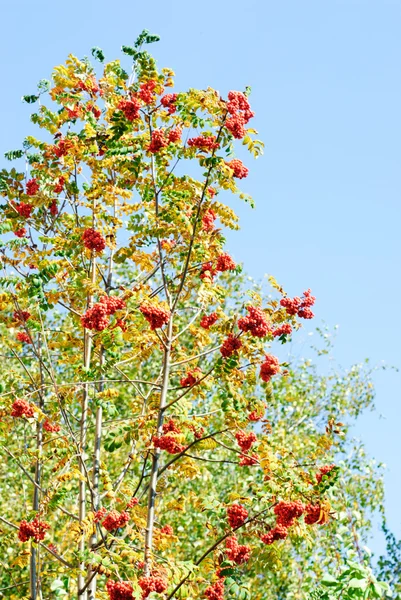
0 32 393 600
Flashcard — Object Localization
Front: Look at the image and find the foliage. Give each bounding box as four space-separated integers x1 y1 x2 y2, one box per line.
0 30 393 600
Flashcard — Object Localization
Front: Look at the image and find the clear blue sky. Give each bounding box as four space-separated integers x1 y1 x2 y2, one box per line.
1 0 400 555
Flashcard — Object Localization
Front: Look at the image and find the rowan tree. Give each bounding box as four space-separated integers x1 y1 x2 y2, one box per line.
0 31 392 600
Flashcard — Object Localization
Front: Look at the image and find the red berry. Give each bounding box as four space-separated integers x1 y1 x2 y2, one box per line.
235 430 257 452
15 202 33 218
216 253 236 272
16 332 31 344
153 434 185 455
14 228 27 238
138 574 167 599
220 334 242 358
139 304 170 330
274 501 305 527
227 503 248 529
316 464 336 484
82 228 106 252
260 524 288 545
160 525 173 535
188 134 219 151
118 97 141 121
11 398 35 418
225 535 251 564
200 312 218 329
225 159 248 179
18 517 49 542
106 580 134 600
202 209 217 232
102 509 130 531
260 354 280 382
160 93 177 114
238 306 270 338
147 129 168 153
26 179 40 196
205 578 225 600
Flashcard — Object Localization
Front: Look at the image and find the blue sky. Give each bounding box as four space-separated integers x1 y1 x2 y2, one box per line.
1 0 400 556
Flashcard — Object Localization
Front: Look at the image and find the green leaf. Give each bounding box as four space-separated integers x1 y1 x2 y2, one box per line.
145 33 160 44
22 94 39 104
121 45 138 58
348 578 368 590
4 149 23 161
91 47 105 62
37 79 50 93
321 574 340 587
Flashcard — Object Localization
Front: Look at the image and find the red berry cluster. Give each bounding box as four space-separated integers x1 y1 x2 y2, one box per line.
148 129 169 153
160 524 174 535
188 134 220 151
220 334 242 358
81 296 126 331
153 434 185 455
200 312 218 329
225 91 254 139
191 427 205 440
227 503 248 529
248 409 264 421
216 253 236 272
101 509 130 532
53 176 65 194
16 331 31 344
260 524 288 545
26 178 40 196
275 501 305 527
239 453 258 466
18 517 50 542
82 228 106 252
106 580 134 600
139 304 170 330
168 127 182 143
14 310 31 322
225 535 251 564
200 261 216 281
126 497 139 509
43 420 61 433
180 369 200 388
14 228 27 238
118 97 141 121
272 323 293 337
238 306 270 338
304 504 327 525
163 419 181 434
316 464 336 484
280 289 316 320
205 578 225 600
94 507 108 523
138 574 167 598
160 93 178 114
260 354 280 382
261 501 306 546
226 158 248 179
15 202 33 218
138 80 158 104
235 430 257 452
11 398 35 418
202 209 217 232
49 200 58 216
